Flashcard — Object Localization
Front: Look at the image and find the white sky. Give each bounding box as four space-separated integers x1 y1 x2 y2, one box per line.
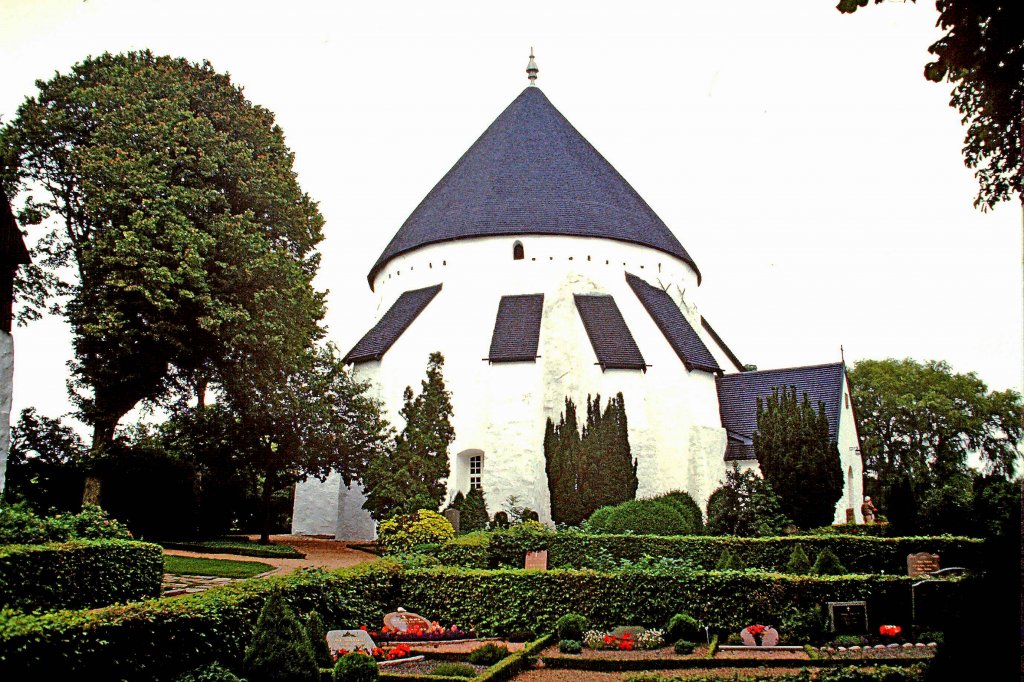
2 0 1021 432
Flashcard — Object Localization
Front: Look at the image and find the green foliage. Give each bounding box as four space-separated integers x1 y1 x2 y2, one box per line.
754 386 844 529
467 642 509 665
715 549 745 571
304 610 333 669
557 639 582 654
784 545 812 575
657 491 705 534
447 487 489 533
665 613 701 643
363 353 454 521
545 394 638 525
778 605 826 644
242 591 319 682
487 521 555 567
163 555 272 579
430 662 475 678
175 663 244 682
0 503 132 545
849 359 1023 534
332 652 378 682
6 407 87 513
810 548 848 576
554 612 588 642
705 465 790 537
672 640 696 655
586 493 703 536
0 539 162 611
378 510 455 554
160 538 304 558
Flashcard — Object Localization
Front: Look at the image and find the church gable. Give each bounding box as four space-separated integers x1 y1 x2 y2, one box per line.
343 284 442 364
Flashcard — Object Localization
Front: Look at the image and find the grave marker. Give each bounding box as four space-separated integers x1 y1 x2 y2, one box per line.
907 552 940 577
326 629 377 655
828 601 869 634
443 508 460 533
524 550 548 570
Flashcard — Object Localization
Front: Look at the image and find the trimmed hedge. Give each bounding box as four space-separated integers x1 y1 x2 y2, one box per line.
429 532 982 574
0 540 163 611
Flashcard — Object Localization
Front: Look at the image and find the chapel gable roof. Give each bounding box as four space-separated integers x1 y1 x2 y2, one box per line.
574 294 646 371
716 362 846 461
369 86 699 288
343 284 442 364
487 294 544 362
625 272 720 374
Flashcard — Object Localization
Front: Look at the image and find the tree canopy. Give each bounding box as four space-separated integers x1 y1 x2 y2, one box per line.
705 464 791 537
753 386 844 529
838 0 1023 209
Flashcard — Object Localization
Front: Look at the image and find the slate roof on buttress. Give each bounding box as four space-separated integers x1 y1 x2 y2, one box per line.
343 285 442 364
574 294 646 371
369 87 699 288
488 294 544 362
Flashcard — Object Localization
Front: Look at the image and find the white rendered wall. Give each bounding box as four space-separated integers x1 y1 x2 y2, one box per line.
834 374 865 524
293 235 731 538
0 332 11 495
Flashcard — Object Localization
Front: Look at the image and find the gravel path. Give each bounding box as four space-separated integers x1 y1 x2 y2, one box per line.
162 535 378 576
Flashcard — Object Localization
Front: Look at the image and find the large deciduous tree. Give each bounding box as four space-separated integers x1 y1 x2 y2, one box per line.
753 386 844 529
0 51 325 499
838 0 1023 210
847 358 1022 526
362 352 454 522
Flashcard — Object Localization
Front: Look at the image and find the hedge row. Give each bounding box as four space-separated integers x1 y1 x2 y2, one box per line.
436 531 981 574
0 540 163 611
0 562 957 679
0 562 401 680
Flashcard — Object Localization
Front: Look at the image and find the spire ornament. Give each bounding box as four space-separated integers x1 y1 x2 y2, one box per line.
526 48 539 84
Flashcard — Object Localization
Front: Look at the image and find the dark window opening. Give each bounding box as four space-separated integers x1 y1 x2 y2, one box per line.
513 241 524 260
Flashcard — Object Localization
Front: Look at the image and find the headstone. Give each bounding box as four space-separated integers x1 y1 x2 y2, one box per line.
444 508 460 533
611 625 645 638
739 628 757 646
738 626 778 646
827 601 869 634
524 550 548 570
326 629 377 654
525 510 540 522
761 627 779 647
384 609 433 633
845 508 855 523
907 552 940 577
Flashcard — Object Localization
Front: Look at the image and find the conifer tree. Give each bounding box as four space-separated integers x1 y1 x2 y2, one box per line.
362 352 454 521
785 545 812 575
459 487 489 532
304 610 333 669
243 591 319 682
753 386 844 529
545 398 583 525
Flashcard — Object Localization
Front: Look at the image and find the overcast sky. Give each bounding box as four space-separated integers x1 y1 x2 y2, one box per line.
2 0 1021 431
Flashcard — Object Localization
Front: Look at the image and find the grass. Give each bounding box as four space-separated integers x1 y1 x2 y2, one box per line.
163 554 274 578
158 536 304 559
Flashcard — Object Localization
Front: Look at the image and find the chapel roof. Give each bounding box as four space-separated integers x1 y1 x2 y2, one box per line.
343 284 441 364
716 362 846 461
368 86 699 289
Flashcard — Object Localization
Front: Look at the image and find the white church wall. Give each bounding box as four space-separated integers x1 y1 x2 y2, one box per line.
0 331 12 494
834 375 864 524
295 235 734 538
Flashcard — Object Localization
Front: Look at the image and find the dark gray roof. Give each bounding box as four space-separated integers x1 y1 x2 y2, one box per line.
625 273 720 374
487 294 544 362
369 86 699 289
716 362 846 459
700 317 744 373
343 284 442 364
574 294 647 371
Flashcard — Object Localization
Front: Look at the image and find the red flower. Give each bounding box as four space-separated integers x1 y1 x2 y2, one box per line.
879 625 902 637
360 625 367 631
748 625 766 636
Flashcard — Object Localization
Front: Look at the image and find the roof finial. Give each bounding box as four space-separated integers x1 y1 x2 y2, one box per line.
526 48 539 85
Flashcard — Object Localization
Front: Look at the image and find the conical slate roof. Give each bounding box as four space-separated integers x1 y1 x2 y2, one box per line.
368 86 699 288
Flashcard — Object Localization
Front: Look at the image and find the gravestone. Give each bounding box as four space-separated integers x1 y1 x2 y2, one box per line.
384 609 433 632
611 625 645 638
761 627 779 646
740 628 757 646
524 550 548 570
907 552 940 577
828 601 869 634
443 508 460 533
845 508 855 523
738 626 778 646
326 629 377 654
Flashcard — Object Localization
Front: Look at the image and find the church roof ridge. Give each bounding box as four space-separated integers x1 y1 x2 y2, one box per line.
368 86 699 289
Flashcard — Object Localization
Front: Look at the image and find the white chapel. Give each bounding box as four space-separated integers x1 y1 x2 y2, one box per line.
292 57 864 539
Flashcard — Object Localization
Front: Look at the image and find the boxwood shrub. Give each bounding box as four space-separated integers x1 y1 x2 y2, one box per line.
0 539 162 611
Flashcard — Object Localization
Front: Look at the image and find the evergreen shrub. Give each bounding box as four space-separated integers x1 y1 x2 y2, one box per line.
558 639 582 654
430 662 475 678
467 642 509 665
810 548 848 576
657 492 705 533
665 613 701 643
672 640 696 655
242 591 319 682
175 663 244 682
378 510 455 553
332 652 378 682
506 629 535 643
305 610 333 669
554 613 588 641
784 545 812 574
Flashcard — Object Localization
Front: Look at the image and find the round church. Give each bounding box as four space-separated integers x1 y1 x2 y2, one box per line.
292 57 864 539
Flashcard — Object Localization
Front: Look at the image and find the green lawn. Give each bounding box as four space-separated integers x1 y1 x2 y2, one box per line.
158 537 304 559
163 554 274 578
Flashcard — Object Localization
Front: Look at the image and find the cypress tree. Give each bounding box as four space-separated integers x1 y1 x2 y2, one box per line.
304 610 333 669
460 486 489 531
243 591 319 682
545 398 583 525
785 545 812 575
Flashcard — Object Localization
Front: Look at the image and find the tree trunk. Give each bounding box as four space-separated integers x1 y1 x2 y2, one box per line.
82 417 117 506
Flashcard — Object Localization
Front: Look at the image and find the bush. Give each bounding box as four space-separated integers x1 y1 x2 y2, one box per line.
784 545 811 575
590 499 693 536
810 548 848 576
305 610 333 669
0 539 162 611
555 612 588 642
0 503 131 545
333 652 378 682
558 639 582 654
506 629 536 643
778 605 826 644
243 591 319 682
657 492 705 533
665 613 701 643
176 663 244 682
715 549 745 570
467 642 509 665
378 510 455 553
430 662 475 677
434 532 489 568
673 640 696 655
487 521 554 567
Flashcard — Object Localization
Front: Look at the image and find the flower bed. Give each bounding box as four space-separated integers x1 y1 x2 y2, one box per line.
365 621 472 642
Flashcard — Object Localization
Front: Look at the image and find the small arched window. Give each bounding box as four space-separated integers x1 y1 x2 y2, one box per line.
513 241 524 260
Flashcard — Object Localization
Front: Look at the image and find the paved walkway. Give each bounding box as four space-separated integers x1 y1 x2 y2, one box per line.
161 535 379 595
